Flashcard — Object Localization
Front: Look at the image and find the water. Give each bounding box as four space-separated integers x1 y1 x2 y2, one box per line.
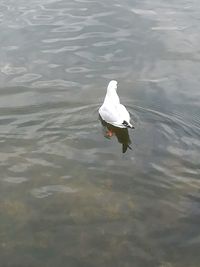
0 0 200 266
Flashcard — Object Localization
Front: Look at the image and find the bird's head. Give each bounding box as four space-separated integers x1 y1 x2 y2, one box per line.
107 80 118 92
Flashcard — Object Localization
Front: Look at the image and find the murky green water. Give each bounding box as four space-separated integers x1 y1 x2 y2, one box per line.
0 0 200 266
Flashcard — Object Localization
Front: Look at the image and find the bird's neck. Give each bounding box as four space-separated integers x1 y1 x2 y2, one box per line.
104 89 120 105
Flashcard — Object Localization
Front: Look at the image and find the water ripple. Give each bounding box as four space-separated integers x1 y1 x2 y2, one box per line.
3 177 28 184
31 185 78 198
1 64 26 75
10 73 42 83
31 79 80 88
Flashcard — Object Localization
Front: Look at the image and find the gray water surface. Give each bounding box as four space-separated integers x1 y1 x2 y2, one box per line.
0 0 200 266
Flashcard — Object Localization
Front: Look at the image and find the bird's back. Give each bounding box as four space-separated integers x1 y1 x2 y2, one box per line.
99 80 133 128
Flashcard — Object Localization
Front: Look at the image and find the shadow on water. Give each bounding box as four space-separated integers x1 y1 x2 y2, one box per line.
99 115 133 153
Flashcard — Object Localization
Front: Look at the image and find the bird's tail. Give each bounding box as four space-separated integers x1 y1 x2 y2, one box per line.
127 122 134 129
122 120 134 129
128 124 134 129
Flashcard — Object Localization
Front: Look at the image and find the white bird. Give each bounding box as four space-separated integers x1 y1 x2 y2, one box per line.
99 80 134 129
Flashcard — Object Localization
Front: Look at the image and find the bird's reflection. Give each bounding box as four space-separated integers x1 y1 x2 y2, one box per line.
99 115 132 153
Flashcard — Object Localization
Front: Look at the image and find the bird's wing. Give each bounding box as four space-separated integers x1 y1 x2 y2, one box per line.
99 104 123 126
118 104 130 122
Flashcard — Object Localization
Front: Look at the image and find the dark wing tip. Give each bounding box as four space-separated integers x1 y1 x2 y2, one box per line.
122 121 129 127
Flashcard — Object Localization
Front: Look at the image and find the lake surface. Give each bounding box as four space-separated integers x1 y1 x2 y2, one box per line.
0 0 200 266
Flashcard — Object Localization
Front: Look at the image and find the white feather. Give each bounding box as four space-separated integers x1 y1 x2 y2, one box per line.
99 80 133 128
